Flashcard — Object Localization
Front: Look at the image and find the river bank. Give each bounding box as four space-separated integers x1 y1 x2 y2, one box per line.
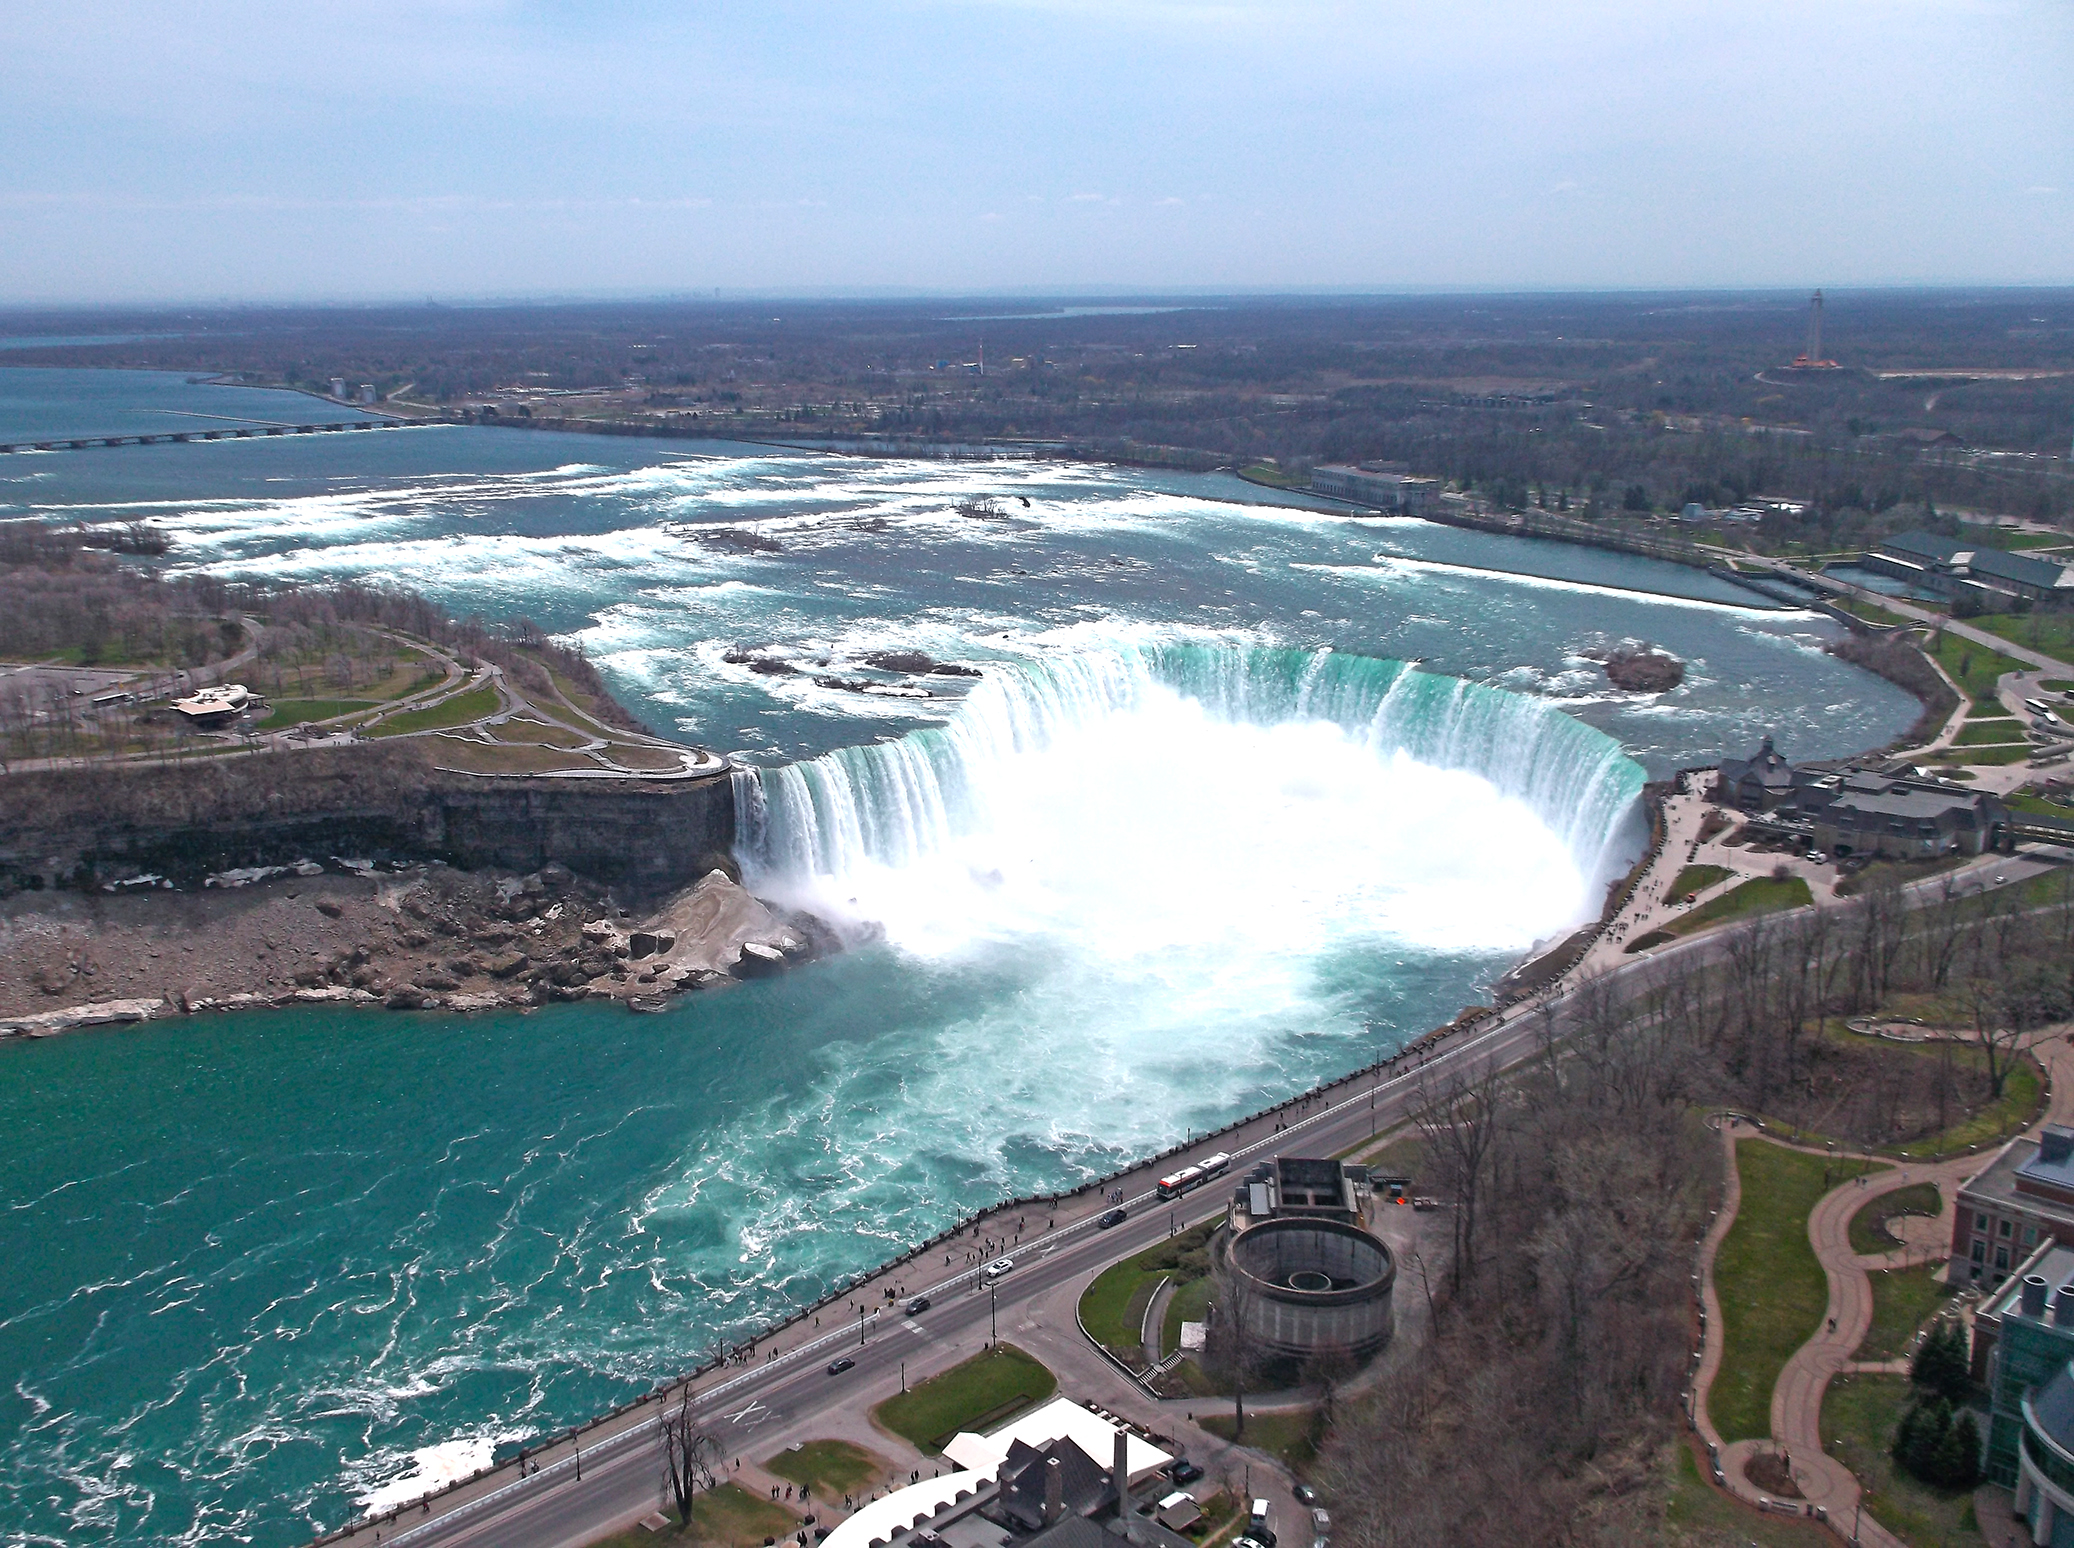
0 861 819 1038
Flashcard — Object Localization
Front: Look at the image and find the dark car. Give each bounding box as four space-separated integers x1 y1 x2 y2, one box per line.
1167 1460 1204 1485
1293 1485 1318 1506
1097 1207 1128 1229
905 1295 931 1315
826 1357 856 1375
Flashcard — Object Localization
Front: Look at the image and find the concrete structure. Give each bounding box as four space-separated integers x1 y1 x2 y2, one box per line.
1977 1242 2074 1491
1957 1130 2074 1293
1309 464 1440 516
1221 1157 1392 1362
823 1399 1184 1548
1862 531 2074 608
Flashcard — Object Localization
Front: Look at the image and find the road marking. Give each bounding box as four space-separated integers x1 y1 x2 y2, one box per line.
724 1399 770 1426
904 1322 929 1337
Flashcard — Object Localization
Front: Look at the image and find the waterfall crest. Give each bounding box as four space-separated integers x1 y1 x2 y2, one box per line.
734 642 1643 897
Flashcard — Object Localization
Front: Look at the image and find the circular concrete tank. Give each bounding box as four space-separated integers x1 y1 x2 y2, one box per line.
1224 1217 1394 1361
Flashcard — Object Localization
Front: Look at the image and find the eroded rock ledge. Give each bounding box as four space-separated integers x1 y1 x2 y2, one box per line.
0 861 826 1038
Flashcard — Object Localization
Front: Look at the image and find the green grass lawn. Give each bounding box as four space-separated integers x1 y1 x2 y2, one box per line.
1953 721 2028 746
1929 630 2031 702
1848 1182 1943 1256
1930 743 2033 766
1197 1408 1320 1472
1970 612 2074 669
1860 1265 1959 1362
763 1439 884 1501
1670 863 1733 896
581 1483 802 1548
255 696 373 729
365 681 501 737
1662 1440 1833 1546
2007 791 2074 818
1711 1139 1888 1443
1079 1259 1164 1360
1077 1220 1219 1360
1821 1375 1986 1547
871 1343 1056 1454
1162 1275 1213 1359
1237 463 1309 489
1668 876 1812 938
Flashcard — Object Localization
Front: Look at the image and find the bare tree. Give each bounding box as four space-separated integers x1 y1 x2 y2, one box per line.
658 1388 721 1528
1205 1250 1266 1441
1415 1063 1502 1293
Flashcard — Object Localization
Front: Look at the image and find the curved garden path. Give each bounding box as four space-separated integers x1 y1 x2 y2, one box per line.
1691 1032 2072 1543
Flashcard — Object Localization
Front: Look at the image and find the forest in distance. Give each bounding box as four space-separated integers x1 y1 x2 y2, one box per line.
5 289 2074 549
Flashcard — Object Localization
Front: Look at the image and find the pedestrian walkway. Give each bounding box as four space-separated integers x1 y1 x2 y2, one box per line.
1691 1032 2071 1545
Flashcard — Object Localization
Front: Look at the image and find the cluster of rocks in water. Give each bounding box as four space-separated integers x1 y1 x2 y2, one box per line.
722 645 982 696
1597 648 1685 692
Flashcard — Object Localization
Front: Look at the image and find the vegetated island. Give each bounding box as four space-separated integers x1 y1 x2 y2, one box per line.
0 522 833 1037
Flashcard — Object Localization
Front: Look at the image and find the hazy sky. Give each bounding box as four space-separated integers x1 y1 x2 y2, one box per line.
3 0 2069 302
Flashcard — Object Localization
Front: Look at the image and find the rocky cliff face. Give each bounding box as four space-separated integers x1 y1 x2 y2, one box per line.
0 745 734 902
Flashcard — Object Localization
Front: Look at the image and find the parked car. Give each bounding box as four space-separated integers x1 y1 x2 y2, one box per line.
983 1257 1015 1281
905 1295 931 1315
1292 1485 1317 1506
1097 1207 1128 1229
1167 1460 1204 1485
1311 1509 1331 1533
826 1357 856 1376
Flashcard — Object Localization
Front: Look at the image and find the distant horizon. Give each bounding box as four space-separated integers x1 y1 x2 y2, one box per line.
3 3 2067 305
6 281 2074 318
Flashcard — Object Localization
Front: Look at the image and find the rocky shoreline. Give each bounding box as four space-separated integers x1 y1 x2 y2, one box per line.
0 860 824 1041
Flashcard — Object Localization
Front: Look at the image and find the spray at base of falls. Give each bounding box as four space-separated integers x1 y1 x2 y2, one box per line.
732 642 1644 964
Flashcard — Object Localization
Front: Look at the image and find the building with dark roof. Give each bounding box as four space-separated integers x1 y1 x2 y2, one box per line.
1711 737 2008 858
1714 735 1798 810
1863 530 2074 606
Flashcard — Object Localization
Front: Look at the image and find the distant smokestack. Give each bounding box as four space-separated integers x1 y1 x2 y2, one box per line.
1044 1457 1064 1526
1113 1429 1133 1541
2024 1274 2049 1317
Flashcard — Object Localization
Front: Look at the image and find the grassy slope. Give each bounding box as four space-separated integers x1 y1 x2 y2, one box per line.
366 681 501 736
1669 876 1812 938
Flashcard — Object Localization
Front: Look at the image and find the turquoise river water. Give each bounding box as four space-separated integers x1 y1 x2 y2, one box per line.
0 370 1915 1545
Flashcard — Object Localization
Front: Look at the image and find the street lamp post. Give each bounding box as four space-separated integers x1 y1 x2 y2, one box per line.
988 1283 998 1347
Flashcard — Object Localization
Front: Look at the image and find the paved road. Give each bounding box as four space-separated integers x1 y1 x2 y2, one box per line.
327 847 2051 1548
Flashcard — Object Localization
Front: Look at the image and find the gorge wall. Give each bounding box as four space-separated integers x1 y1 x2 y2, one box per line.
0 745 734 898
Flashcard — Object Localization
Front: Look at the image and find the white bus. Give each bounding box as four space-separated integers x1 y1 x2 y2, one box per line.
1155 1151 1233 1202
